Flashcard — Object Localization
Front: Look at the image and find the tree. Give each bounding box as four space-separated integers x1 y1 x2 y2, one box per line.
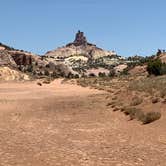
156 49 162 56
147 59 162 76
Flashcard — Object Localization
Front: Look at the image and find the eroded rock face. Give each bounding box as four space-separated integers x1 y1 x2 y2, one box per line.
73 30 87 46
66 30 96 47
10 51 33 66
44 30 122 74
0 50 17 67
46 30 117 59
66 30 87 47
0 43 36 66
0 66 30 81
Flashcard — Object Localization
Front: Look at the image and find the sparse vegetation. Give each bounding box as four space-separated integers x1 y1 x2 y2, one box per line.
98 72 106 77
129 75 166 97
89 73 96 77
147 59 166 76
130 96 143 106
77 75 163 125
151 97 159 104
44 70 50 76
43 80 51 84
122 107 144 120
122 107 161 124
112 96 118 100
37 82 42 86
108 69 116 77
113 107 119 112
142 112 161 124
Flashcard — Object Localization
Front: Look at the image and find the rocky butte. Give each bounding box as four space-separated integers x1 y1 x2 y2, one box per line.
45 30 117 59
0 31 126 78
44 30 125 73
66 30 96 47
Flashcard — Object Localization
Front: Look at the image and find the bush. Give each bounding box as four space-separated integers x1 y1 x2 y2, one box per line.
123 107 144 121
123 107 161 124
37 82 42 86
160 64 166 75
51 71 58 78
128 76 166 96
160 88 166 98
142 112 161 124
151 97 159 104
108 69 116 77
44 70 50 76
130 96 143 106
74 74 79 79
43 80 51 84
89 73 96 77
98 72 106 77
120 68 129 75
123 107 136 115
147 59 166 76
27 65 33 72
67 72 73 78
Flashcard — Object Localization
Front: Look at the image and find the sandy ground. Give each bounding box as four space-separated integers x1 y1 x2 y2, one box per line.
0 79 166 166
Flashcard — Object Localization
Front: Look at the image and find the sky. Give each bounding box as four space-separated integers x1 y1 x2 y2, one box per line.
0 0 166 56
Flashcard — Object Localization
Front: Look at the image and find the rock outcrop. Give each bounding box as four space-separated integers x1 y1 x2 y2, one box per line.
0 50 17 67
0 43 38 66
66 30 94 47
44 31 124 74
0 66 30 81
0 31 127 78
9 51 34 66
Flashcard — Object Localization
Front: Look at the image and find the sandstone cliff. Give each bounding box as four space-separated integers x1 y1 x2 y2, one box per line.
44 31 124 73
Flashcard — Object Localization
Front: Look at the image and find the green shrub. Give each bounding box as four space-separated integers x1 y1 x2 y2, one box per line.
108 69 116 77
74 74 79 79
160 64 166 75
147 59 166 76
27 65 33 72
44 70 50 76
89 73 96 77
51 71 58 78
120 68 129 75
98 72 106 77
66 72 74 79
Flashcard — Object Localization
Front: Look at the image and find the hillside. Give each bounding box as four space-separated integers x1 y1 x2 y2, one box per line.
44 31 126 75
0 42 74 78
1 32 164 79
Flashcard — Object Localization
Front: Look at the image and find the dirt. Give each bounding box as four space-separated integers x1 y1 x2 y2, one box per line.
0 79 166 166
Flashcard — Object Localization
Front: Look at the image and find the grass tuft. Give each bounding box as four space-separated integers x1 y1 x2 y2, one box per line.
142 112 161 124
130 96 143 106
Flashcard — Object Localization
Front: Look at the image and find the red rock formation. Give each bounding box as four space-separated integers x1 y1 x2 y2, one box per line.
73 30 87 46
10 51 33 66
66 30 96 47
0 50 17 67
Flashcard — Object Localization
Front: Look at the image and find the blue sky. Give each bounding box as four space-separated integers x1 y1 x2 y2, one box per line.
0 0 165 56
